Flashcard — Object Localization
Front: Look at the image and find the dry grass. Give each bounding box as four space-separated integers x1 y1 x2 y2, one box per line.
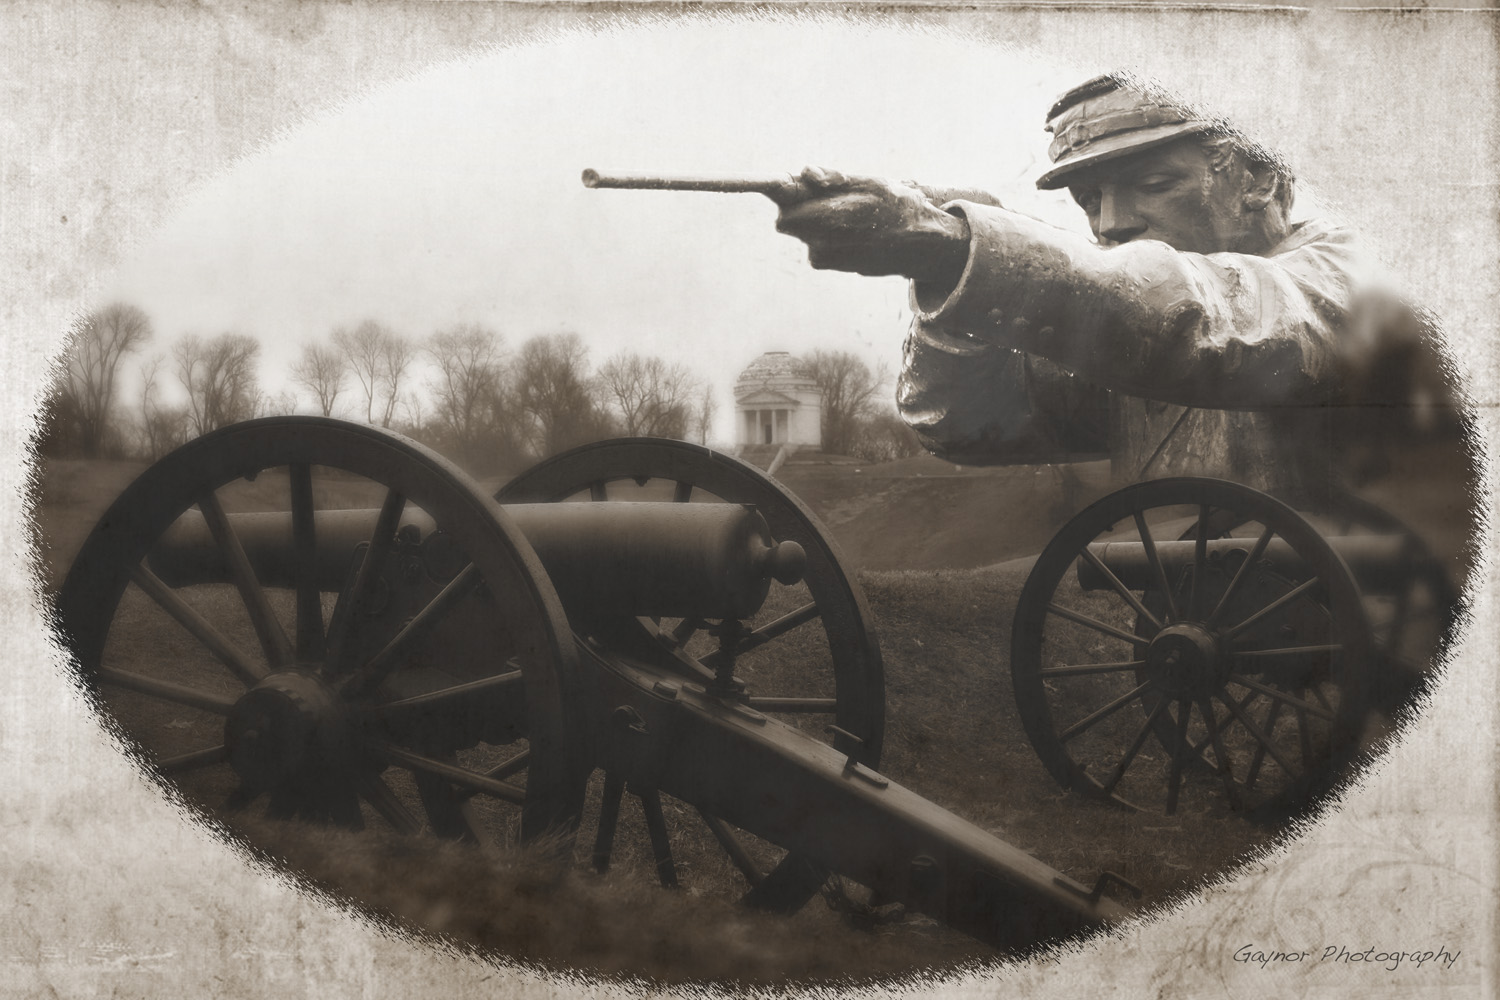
218 813 992 986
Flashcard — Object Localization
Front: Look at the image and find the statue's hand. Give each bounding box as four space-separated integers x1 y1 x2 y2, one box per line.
775 167 973 284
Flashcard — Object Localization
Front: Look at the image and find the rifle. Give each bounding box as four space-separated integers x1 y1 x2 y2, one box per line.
580 169 808 204
580 168 1002 210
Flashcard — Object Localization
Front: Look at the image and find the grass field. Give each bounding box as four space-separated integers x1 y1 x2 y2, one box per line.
31 442 1465 984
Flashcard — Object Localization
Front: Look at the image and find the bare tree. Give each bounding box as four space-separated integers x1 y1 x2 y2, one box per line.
514 332 610 458
333 320 413 427
806 350 889 456
139 354 190 459
257 389 299 418
597 351 701 439
398 392 426 435
288 342 346 417
378 335 418 429
333 321 383 423
56 302 152 456
693 384 718 446
173 333 261 437
427 323 504 460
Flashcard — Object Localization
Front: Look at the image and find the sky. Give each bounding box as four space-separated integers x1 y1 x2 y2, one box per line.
102 21 1101 444
105 19 1328 445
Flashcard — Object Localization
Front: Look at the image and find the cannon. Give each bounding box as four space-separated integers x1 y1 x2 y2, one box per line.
54 416 1131 958
1008 478 1459 816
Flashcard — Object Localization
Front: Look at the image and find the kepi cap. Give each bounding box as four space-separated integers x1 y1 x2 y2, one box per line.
1036 75 1214 190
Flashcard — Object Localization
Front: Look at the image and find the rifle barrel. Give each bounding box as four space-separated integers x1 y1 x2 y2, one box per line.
581 169 803 200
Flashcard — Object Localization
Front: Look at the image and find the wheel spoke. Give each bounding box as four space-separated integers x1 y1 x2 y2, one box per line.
157 744 229 775
129 565 266 686
1039 659 1146 679
1226 673 1336 721
669 617 705 648
700 601 820 670
673 480 693 503
1100 697 1169 796
1198 694 1242 808
289 462 325 662
455 747 532 802
1311 685 1334 714
1059 681 1154 743
1165 698 1193 815
1244 697 1284 790
197 491 295 669
1220 686 1302 778
1223 578 1321 640
698 808 765 886
743 696 838 713
1205 525 1276 630
589 480 608 502
96 667 235 715
1233 644 1343 660
638 788 679 889
1046 602 1151 648
1187 689 1260 757
592 771 626 873
379 745 526 805
1295 701 1315 766
1078 546 1162 633
341 564 483 700
363 667 524 723
1133 510 1180 623
1188 504 1211 620
325 488 407 677
482 747 531 782
359 774 423 835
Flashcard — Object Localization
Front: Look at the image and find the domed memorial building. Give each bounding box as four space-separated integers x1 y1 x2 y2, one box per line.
734 351 822 449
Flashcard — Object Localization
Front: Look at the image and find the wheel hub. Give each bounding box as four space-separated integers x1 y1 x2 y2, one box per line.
1144 624 1223 696
225 671 349 790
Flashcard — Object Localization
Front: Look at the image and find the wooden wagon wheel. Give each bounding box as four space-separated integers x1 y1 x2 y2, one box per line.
1313 491 1462 717
1011 478 1374 816
497 437 884 914
55 417 588 848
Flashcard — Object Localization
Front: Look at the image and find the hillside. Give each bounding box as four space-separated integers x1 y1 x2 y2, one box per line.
769 452 1115 571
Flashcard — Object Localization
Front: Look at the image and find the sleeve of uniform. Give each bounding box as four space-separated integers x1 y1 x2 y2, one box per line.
909 202 1360 411
896 321 1110 466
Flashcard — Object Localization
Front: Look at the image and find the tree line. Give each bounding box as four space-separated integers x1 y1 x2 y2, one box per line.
42 303 921 471
801 350 922 463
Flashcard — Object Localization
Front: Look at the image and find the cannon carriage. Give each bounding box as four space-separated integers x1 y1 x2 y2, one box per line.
55 416 1128 958
51 416 1456 963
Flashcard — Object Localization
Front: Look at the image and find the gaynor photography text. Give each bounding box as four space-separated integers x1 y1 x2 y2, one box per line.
1233 944 1462 972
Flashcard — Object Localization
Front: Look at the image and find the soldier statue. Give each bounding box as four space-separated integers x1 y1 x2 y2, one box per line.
774 73 1462 506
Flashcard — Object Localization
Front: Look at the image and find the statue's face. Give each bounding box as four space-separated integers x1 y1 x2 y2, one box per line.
1065 138 1260 254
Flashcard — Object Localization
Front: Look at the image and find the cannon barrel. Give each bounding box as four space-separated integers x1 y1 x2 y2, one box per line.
1078 534 1411 595
149 502 806 621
